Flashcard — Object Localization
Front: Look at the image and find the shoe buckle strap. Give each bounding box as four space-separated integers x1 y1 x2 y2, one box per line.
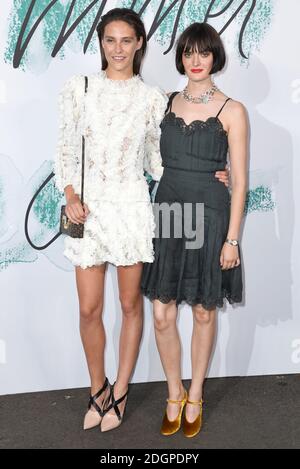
167 398 185 404
167 389 187 405
88 377 109 415
90 377 109 401
187 398 203 406
104 384 129 422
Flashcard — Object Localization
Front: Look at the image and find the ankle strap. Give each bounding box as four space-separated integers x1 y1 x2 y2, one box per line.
88 377 109 415
187 398 203 406
105 384 129 421
91 377 109 401
167 398 184 404
167 390 187 404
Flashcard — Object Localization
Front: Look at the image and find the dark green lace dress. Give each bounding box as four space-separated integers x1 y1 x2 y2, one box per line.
141 92 243 309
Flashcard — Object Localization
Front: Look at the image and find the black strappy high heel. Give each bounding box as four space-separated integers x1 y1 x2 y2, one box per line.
100 382 129 432
83 377 110 430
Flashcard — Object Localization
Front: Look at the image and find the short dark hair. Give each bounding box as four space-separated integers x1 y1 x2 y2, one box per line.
96 8 147 76
175 23 226 75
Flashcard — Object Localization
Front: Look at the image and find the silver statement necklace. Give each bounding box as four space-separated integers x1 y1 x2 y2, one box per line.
181 83 219 104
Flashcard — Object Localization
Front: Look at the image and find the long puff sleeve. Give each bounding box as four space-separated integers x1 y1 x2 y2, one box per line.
53 75 83 195
143 87 168 182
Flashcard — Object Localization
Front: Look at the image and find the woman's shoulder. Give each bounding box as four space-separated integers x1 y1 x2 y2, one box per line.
220 94 246 112
227 97 246 108
59 74 86 97
166 91 178 97
215 92 247 117
225 98 247 122
218 97 248 133
141 81 168 105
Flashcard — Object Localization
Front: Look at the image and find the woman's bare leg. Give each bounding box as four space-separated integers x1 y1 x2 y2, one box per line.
76 264 109 408
186 305 216 421
153 300 185 420
101 262 143 428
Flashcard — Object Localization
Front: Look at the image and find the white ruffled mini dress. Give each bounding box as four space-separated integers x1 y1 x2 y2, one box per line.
54 71 167 268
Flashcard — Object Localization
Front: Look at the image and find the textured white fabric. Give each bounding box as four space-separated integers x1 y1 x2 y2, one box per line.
54 71 168 268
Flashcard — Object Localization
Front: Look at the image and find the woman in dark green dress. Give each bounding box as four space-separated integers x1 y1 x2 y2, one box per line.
141 23 248 438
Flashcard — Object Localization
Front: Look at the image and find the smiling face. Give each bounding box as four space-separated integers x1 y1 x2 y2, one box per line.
101 20 143 76
182 48 214 83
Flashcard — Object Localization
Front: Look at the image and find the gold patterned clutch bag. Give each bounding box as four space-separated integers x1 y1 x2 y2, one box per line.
59 76 88 239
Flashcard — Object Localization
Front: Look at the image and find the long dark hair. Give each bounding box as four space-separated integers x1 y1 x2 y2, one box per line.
96 8 147 76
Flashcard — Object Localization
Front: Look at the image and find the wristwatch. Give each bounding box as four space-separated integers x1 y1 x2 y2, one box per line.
226 238 239 246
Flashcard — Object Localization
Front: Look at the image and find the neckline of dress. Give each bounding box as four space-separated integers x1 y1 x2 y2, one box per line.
99 70 141 89
165 111 228 136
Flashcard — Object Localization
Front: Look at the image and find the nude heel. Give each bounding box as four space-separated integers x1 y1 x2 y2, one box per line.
83 377 110 430
100 383 129 432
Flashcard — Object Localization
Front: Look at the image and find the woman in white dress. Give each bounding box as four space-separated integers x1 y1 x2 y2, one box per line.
54 8 228 433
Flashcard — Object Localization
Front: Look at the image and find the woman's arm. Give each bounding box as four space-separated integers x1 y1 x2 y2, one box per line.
53 76 82 200
220 100 248 270
143 87 168 182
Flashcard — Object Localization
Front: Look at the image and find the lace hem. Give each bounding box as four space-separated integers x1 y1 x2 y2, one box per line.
141 288 242 310
64 249 154 269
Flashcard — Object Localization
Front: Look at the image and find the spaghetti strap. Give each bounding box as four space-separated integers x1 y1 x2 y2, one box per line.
165 91 179 115
216 97 231 118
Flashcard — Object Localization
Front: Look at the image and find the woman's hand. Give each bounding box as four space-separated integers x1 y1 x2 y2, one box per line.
215 165 230 187
66 195 90 225
220 243 240 270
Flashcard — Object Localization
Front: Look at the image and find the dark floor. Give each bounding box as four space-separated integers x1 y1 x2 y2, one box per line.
0 374 299 449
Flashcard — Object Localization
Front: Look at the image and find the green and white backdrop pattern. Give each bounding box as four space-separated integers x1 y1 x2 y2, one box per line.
0 0 299 394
